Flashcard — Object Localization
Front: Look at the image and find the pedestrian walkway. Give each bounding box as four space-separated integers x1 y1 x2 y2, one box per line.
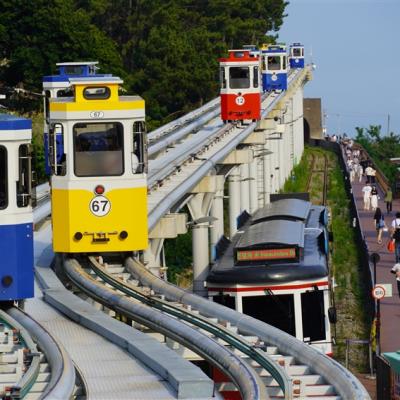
350 164 400 353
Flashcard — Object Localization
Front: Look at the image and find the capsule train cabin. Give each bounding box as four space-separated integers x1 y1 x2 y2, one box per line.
207 198 334 355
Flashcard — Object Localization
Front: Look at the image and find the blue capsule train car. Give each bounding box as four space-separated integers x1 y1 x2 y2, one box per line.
0 114 34 303
289 43 305 69
261 44 288 92
42 62 109 175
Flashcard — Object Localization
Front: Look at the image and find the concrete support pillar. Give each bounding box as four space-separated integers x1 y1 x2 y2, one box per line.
187 188 215 297
240 164 250 213
210 188 224 261
192 222 210 296
228 167 241 238
143 238 165 278
249 158 258 213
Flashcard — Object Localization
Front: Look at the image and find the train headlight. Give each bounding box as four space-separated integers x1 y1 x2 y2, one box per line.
74 232 83 241
119 231 128 240
94 185 105 195
271 74 278 82
2 276 13 287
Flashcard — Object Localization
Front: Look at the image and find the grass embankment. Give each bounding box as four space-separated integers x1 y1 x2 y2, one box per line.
285 146 370 369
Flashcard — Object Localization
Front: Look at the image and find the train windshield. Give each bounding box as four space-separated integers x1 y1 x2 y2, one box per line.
0 146 7 209
74 122 124 177
292 48 302 57
229 67 250 89
267 56 281 71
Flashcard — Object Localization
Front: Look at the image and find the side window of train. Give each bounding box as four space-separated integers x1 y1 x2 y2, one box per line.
133 121 147 174
262 57 266 71
49 123 66 176
16 144 32 208
253 66 259 88
44 90 51 124
219 67 226 89
0 146 8 210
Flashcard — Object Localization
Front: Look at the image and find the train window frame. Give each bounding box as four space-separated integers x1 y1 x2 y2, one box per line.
229 66 250 89
0 146 8 210
253 66 259 88
83 86 111 100
220 67 226 89
49 123 66 176
282 55 287 70
73 122 124 177
17 144 32 208
132 121 147 174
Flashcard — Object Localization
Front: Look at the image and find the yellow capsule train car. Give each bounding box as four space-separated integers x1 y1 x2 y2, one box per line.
48 76 148 253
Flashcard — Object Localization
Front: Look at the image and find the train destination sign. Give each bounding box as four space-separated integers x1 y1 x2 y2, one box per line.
237 248 296 262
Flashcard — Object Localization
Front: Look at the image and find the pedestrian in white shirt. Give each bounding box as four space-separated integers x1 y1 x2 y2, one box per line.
390 263 400 299
362 184 372 210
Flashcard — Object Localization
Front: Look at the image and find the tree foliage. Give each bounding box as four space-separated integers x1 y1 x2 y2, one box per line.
355 125 400 185
0 0 287 125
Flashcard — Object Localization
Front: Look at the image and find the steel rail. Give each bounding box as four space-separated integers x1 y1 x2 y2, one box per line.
0 309 41 399
148 98 220 143
6 306 76 400
126 257 371 400
88 256 291 398
63 257 267 400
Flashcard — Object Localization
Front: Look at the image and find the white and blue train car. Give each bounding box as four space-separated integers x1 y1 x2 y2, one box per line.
0 114 34 302
289 43 305 69
261 44 288 92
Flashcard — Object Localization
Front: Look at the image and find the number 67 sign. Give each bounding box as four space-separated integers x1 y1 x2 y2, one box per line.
89 196 111 217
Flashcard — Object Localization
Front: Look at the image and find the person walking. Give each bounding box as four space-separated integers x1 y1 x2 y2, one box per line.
390 212 400 262
370 167 376 184
365 164 373 184
362 183 372 210
390 263 400 299
373 207 385 244
370 185 378 211
385 187 393 214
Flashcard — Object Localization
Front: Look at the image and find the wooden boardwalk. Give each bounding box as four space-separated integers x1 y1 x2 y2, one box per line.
350 168 400 353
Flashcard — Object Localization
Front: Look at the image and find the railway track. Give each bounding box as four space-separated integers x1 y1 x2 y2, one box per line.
306 152 329 206
0 307 77 399
58 254 369 400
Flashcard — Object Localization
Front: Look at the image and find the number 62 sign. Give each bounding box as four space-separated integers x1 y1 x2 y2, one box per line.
89 196 111 217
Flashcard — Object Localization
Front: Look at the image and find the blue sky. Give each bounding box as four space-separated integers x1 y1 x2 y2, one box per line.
279 0 400 137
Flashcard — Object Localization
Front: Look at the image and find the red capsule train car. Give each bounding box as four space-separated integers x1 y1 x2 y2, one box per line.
219 50 261 122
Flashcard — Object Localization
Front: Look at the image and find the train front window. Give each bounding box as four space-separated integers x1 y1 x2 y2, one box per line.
267 56 280 71
282 56 287 70
293 48 301 57
0 146 8 210
301 291 326 341
229 67 250 89
74 122 124 177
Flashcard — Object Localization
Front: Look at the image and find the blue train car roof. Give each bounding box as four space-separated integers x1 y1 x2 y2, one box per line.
0 114 31 130
252 199 311 224
207 228 327 284
43 61 111 82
